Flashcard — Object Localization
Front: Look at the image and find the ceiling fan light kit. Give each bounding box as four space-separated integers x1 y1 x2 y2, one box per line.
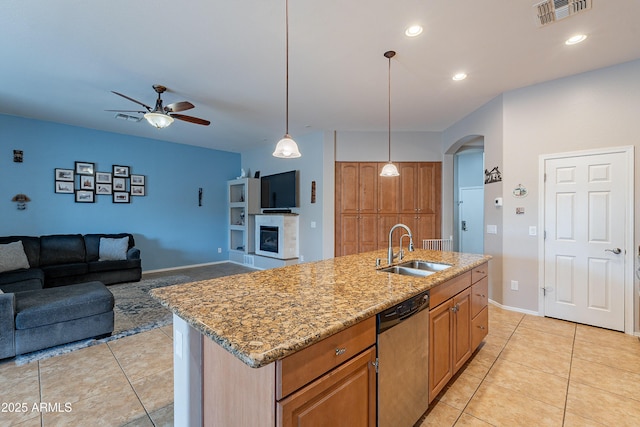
381 50 399 177
144 112 174 128
273 0 301 159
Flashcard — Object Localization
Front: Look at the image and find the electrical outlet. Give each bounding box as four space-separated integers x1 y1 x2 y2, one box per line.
300 255 304 262
217 247 222 253
511 280 519 291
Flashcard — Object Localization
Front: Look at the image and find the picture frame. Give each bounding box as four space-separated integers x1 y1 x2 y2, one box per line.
75 190 95 203
55 181 74 194
131 185 145 196
113 165 130 178
131 174 145 185
96 172 112 183
79 175 95 190
113 192 130 203
75 161 95 176
55 168 74 181
96 183 112 195
113 177 127 191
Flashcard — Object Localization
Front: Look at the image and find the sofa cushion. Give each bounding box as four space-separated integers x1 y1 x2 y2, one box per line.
84 234 134 262
0 278 44 294
0 236 40 267
0 241 31 273
39 235 86 266
88 259 140 273
14 281 114 329
41 263 89 279
99 237 129 261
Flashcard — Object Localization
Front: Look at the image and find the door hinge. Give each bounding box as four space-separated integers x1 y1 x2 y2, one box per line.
372 358 379 374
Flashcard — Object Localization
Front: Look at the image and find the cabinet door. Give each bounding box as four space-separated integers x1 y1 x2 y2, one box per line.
278 346 376 427
428 300 453 402
336 163 359 214
471 276 489 318
472 306 489 350
398 163 417 213
338 214 359 256
377 214 399 250
416 163 441 215
453 288 472 372
377 163 399 213
358 163 378 214
358 214 378 253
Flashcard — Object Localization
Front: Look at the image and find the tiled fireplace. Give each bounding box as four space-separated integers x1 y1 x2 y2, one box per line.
254 214 299 260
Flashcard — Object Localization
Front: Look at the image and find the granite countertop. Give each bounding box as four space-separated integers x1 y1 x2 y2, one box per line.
150 249 491 368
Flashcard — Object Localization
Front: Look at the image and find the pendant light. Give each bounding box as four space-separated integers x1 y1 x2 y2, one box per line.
273 0 301 158
380 50 399 177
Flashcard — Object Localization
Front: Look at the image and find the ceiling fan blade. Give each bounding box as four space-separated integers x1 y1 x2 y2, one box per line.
171 114 211 126
105 109 147 114
164 101 194 113
111 91 152 111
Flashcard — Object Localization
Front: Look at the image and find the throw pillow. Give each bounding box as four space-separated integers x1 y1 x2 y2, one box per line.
99 236 129 261
0 240 31 273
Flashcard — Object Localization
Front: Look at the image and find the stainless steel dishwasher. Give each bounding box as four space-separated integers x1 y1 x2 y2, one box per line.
377 289 430 427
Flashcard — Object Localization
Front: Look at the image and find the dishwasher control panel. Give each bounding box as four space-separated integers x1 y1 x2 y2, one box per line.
377 290 429 333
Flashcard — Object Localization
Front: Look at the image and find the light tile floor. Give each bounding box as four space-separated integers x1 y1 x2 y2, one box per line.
420 306 640 426
2 275 640 426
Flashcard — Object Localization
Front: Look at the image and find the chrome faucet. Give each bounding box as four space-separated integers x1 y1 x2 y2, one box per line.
388 223 415 264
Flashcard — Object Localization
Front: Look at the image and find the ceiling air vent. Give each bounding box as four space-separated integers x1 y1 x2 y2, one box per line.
533 0 592 27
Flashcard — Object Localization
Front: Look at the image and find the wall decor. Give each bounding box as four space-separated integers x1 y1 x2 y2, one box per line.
113 177 127 191
79 175 95 190
484 166 502 184
131 186 145 196
96 172 112 183
13 150 23 163
12 194 30 209
512 184 528 198
96 183 112 195
75 161 95 176
131 174 145 185
113 192 130 203
113 165 130 177
55 168 74 181
75 190 95 203
55 181 74 194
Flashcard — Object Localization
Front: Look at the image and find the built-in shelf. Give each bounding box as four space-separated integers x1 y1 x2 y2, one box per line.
227 178 260 264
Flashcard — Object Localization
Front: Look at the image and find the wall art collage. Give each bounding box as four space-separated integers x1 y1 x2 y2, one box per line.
54 161 146 203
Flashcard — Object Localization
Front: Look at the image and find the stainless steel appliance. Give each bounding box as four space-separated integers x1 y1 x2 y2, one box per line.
377 290 430 427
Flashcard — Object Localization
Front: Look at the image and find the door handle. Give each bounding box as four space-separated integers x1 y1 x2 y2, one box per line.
461 220 467 231
605 248 622 255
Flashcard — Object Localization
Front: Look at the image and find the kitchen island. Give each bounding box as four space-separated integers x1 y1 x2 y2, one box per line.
151 249 491 426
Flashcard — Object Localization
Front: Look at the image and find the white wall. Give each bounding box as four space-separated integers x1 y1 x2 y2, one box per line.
501 59 640 321
336 131 442 161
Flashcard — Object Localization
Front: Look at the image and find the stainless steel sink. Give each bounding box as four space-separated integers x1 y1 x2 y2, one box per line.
396 260 451 272
379 260 451 278
380 266 434 277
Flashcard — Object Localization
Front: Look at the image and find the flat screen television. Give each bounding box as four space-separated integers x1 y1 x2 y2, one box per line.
261 170 299 209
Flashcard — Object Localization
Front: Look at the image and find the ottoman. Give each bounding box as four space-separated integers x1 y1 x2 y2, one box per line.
13 281 114 355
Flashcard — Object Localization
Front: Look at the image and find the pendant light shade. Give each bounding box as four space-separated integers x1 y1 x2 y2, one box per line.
381 50 399 177
273 0 301 158
144 112 174 129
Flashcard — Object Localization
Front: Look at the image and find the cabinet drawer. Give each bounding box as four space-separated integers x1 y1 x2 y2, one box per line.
471 263 488 284
276 316 376 400
471 306 488 350
471 276 488 318
429 271 471 308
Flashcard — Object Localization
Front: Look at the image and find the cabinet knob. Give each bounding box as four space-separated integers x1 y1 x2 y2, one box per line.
335 347 347 356
475 270 485 275
476 294 486 298
478 326 486 330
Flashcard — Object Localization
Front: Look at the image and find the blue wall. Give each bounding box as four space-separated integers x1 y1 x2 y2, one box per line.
0 114 240 271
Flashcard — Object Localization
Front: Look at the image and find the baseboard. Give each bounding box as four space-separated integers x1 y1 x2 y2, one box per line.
143 260 230 275
488 299 540 316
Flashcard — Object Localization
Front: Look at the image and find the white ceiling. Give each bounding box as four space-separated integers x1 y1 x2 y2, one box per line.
1 1 639 153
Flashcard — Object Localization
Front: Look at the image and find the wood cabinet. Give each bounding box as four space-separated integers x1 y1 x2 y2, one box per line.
202 316 376 427
428 264 488 402
335 162 441 256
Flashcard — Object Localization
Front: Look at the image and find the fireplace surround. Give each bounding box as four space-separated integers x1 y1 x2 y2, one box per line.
254 214 299 260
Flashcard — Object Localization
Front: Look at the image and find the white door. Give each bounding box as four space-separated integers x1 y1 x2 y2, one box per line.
459 186 484 254
543 149 630 331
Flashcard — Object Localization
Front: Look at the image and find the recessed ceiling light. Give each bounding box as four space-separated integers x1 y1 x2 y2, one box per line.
452 72 467 81
405 25 423 37
565 34 587 45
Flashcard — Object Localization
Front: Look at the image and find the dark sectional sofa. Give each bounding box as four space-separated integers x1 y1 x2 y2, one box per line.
0 233 141 292
0 233 142 359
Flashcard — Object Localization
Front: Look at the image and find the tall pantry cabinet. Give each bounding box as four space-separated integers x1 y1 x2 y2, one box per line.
335 162 441 257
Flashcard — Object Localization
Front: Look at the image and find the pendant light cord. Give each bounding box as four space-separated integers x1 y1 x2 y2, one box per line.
285 0 290 135
388 54 391 162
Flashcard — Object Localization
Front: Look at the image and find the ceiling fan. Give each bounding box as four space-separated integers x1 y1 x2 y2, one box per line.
107 84 210 128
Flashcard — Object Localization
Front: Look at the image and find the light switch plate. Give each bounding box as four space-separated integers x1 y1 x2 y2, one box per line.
529 226 537 236
487 225 498 234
